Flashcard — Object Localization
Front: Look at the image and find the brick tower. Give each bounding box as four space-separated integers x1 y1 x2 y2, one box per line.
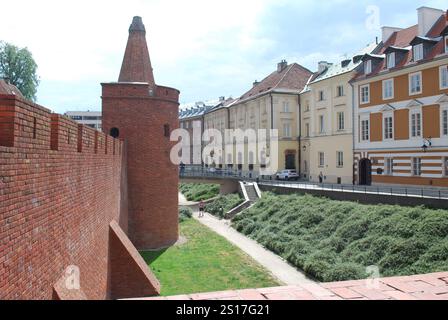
102 16 180 250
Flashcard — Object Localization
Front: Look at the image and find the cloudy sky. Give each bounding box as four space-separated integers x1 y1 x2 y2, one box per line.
1 0 446 113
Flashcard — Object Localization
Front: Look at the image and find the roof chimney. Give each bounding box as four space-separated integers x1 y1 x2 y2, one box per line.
219 96 225 102
277 60 288 73
118 16 155 87
381 26 403 43
417 7 444 36
318 61 331 73
253 80 260 87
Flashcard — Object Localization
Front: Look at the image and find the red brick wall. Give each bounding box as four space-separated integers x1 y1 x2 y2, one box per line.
102 83 180 250
0 95 125 300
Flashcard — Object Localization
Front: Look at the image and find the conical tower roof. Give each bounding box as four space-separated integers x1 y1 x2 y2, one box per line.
118 16 155 87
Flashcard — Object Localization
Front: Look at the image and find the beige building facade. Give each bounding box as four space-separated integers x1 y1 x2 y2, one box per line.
301 44 377 184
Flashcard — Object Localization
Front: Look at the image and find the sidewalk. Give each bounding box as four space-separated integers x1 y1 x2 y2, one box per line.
186 204 315 286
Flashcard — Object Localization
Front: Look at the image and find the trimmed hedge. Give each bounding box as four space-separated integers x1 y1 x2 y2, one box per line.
232 192 448 282
179 207 193 223
180 183 220 201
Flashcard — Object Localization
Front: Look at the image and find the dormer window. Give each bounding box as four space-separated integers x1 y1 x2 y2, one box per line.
413 43 424 62
445 36 448 54
364 60 372 74
387 52 395 69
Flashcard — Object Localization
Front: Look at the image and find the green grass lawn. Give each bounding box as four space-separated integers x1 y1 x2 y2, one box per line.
232 192 448 282
141 219 279 296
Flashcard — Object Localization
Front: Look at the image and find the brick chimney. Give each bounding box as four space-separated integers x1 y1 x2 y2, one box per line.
277 60 288 73
417 6 444 36
118 16 155 87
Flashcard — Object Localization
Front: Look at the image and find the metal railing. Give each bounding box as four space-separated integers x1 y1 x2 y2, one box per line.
179 166 448 200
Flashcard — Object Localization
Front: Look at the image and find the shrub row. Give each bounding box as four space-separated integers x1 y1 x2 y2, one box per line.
179 183 220 201
232 192 448 282
205 194 244 219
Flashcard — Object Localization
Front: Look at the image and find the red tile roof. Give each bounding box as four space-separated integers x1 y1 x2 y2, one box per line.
353 12 448 82
0 79 24 98
239 63 312 102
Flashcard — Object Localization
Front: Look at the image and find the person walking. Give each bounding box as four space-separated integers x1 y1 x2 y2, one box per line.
199 201 205 218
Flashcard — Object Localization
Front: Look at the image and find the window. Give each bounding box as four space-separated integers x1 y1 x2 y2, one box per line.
410 111 422 138
283 123 291 138
337 112 345 131
444 157 448 176
110 128 119 138
440 65 448 89
445 36 448 54
383 79 394 100
360 85 370 104
384 158 394 175
413 44 424 61
442 108 448 136
305 101 310 112
384 115 393 140
164 124 170 137
319 115 325 134
305 123 310 137
318 152 325 167
304 160 308 173
318 91 325 101
337 85 344 97
387 52 395 69
409 72 422 95
283 101 290 113
412 158 422 176
364 60 372 74
337 151 344 168
361 119 369 141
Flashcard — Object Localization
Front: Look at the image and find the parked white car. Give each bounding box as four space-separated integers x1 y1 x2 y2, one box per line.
276 170 299 181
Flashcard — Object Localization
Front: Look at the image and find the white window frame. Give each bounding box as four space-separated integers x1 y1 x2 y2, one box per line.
337 85 344 97
441 105 448 137
413 43 424 62
319 115 325 134
336 151 344 168
409 71 423 95
283 123 292 138
444 157 448 177
365 60 372 74
412 157 422 176
384 157 394 176
337 112 345 131
318 90 325 101
283 101 290 113
387 52 395 69
445 36 448 54
382 79 394 100
383 112 394 140
305 122 310 137
410 108 422 139
440 65 448 90
360 84 370 104
360 116 370 142
318 152 325 167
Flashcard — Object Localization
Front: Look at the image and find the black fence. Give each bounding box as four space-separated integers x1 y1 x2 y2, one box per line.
179 166 448 200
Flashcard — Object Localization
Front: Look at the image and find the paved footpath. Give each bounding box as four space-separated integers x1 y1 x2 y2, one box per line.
179 193 315 286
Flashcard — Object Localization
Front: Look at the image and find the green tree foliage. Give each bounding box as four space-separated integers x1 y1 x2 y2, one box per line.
0 41 39 101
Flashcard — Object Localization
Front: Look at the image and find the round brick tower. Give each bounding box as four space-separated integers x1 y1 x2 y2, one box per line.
102 16 180 250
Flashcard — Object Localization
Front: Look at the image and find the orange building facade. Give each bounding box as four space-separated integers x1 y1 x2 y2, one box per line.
353 7 448 187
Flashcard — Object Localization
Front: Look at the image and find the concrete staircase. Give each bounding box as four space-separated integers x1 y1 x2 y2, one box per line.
226 182 261 219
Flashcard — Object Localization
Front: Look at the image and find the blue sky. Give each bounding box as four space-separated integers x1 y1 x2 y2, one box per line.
1 0 446 113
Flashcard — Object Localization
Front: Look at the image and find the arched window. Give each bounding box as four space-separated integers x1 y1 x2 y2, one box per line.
110 128 119 138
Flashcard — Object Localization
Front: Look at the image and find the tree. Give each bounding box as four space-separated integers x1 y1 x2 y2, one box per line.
0 41 39 101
